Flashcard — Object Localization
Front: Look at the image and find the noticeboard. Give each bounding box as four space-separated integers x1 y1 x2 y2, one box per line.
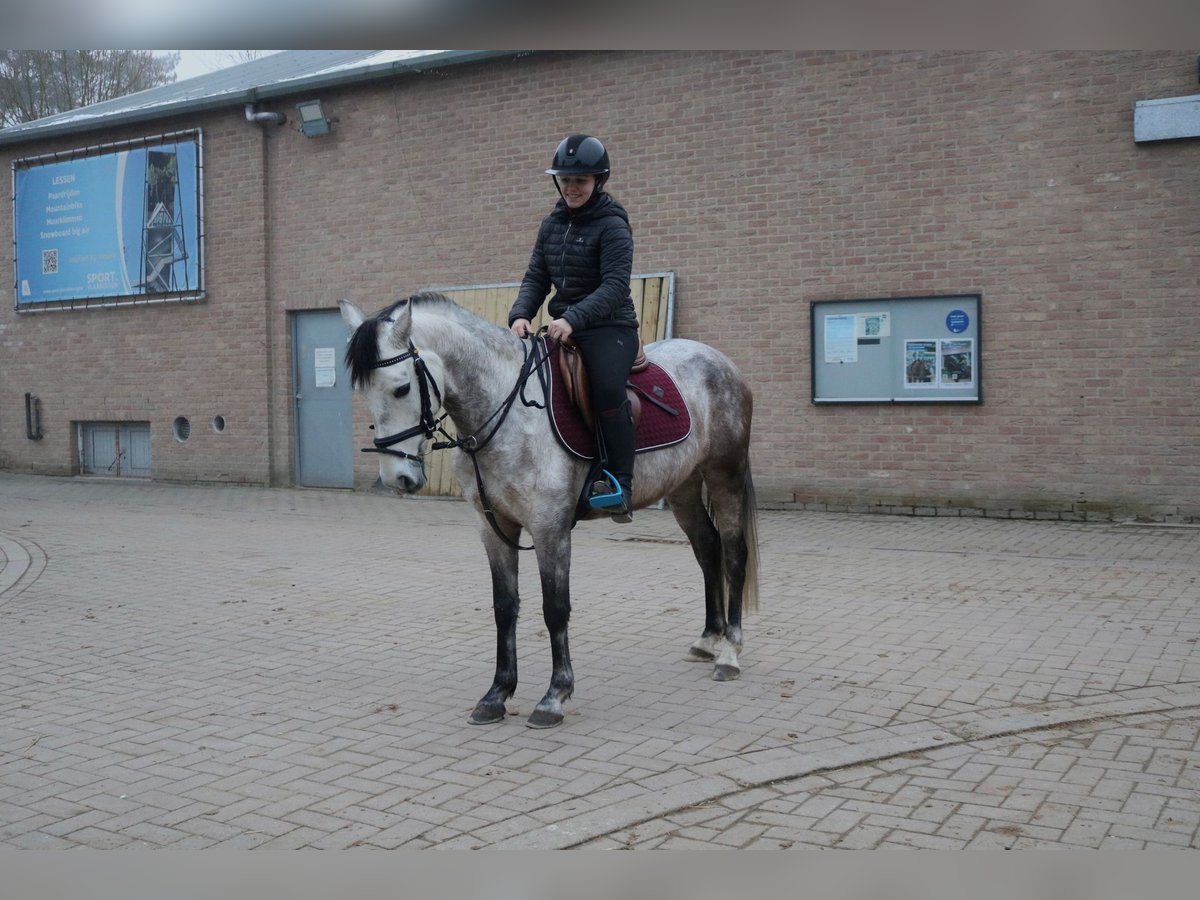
811 294 981 404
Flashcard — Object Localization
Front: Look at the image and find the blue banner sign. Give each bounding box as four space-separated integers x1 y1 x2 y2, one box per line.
14 135 201 306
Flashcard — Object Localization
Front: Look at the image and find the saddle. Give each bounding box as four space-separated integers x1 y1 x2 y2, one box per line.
557 336 650 431
541 337 692 461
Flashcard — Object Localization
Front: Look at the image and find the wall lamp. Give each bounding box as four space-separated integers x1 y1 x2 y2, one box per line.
296 99 332 137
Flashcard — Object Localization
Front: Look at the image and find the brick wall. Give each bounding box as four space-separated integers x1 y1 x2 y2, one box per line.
3 51 1198 518
1 113 274 484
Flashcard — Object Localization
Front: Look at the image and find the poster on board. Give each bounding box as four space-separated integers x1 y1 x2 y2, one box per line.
824 314 858 363
904 340 937 387
14 133 202 307
940 338 974 387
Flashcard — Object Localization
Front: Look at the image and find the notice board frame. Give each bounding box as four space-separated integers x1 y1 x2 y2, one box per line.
811 293 982 404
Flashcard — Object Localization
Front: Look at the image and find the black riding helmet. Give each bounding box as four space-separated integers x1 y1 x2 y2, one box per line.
546 134 611 192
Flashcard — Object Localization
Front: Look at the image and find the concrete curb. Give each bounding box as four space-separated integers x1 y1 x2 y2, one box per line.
510 683 1200 848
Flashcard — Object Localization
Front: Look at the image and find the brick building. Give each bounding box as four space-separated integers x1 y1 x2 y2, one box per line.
2 50 1197 520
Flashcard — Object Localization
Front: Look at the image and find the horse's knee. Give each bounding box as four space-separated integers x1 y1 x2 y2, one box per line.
492 595 519 629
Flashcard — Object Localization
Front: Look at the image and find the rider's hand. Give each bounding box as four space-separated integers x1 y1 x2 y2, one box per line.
510 318 532 338
547 318 574 343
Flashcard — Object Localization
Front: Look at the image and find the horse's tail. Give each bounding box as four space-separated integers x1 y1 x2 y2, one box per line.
739 466 760 615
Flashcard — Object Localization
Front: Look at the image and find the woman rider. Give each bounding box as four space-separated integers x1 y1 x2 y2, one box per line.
508 134 639 522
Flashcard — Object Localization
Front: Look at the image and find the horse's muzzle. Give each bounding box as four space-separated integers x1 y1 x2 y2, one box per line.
394 473 423 494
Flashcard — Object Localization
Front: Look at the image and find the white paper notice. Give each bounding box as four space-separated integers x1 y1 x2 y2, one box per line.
314 347 336 388
856 311 890 338
824 314 858 363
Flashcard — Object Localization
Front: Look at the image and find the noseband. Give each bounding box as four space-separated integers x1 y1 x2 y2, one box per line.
360 340 446 462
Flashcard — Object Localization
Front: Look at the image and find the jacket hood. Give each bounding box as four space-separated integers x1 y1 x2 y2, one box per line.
552 192 630 227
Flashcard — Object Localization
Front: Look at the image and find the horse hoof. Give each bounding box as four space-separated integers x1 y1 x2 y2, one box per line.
469 701 507 724
713 664 741 682
688 636 721 660
526 708 564 729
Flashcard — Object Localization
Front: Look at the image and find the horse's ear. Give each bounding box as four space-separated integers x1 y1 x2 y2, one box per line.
339 299 366 331
386 298 413 348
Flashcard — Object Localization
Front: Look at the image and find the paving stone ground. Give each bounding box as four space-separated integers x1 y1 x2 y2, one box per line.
2 473 1198 849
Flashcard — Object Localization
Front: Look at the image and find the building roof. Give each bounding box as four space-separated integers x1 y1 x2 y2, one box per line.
0 50 526 148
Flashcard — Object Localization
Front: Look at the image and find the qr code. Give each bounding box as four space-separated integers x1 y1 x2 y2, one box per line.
42 249 59 275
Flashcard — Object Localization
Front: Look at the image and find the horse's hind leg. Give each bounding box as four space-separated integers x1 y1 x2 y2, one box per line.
470 521 522 724
667 471 729 665
704 463 757 680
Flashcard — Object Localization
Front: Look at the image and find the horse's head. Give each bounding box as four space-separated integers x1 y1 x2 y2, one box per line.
340 297 442 494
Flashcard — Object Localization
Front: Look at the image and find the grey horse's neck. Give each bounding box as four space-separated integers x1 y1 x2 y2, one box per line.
409 305 530 436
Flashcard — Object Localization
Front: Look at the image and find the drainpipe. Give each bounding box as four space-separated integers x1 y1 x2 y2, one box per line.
25 393 44 441
243 100 284 484
245 103 286 127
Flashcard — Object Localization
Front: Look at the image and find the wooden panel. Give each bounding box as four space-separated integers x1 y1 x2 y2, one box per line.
417 275 673 497
630 277 645 323
641 276 665 343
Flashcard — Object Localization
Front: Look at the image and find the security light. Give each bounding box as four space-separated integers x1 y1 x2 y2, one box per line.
296 100 331 137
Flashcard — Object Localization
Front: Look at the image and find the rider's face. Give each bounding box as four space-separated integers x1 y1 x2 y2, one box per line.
556 175 597 209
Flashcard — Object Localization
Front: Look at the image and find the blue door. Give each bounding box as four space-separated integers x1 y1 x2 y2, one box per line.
293 310 354 488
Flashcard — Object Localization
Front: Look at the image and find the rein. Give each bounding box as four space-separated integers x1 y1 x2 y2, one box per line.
363 335 552 552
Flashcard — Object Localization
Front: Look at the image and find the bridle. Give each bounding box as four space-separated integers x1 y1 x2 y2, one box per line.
360 341 447 463
359 332 553 551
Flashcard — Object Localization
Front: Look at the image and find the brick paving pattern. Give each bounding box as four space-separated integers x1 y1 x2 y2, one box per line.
2 474 1198 848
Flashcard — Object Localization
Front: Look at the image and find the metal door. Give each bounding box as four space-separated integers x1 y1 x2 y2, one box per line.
121 424 152 476
293 310 354 488
79 422 151 477
81 424 119 476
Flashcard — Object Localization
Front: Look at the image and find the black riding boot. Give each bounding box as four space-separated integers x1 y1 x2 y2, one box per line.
595 401 635 523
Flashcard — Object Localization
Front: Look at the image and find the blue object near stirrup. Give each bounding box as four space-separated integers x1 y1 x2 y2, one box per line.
587 469 625 509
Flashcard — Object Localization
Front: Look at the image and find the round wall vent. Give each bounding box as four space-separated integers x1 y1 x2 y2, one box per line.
172 416 192 442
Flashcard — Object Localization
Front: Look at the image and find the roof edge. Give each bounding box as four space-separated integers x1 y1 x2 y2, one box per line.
255 49 530 100
0 50 530 149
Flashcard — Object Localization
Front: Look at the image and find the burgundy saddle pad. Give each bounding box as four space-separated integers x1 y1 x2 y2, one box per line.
544 340 692 460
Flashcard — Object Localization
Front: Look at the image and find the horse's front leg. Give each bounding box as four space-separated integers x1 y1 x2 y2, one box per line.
470 520 522 724
528 527 573 728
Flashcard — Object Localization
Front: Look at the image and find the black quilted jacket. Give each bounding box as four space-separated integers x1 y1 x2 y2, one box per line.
508 193 638 332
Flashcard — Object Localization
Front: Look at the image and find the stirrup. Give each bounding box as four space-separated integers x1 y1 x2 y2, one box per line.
588 471 632 523
588 470 625 509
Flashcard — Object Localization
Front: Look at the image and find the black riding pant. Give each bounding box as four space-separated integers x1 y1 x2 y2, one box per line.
571 322 639 488
570 322 639 411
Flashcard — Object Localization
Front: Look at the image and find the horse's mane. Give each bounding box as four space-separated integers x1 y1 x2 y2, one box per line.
345 292 461 388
